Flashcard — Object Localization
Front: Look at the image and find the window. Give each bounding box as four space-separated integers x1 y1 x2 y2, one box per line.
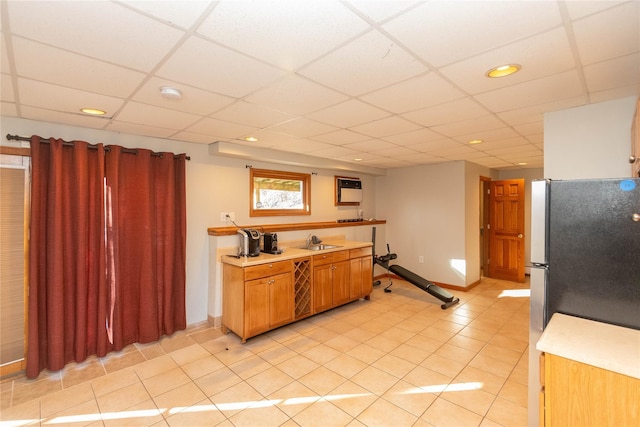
250 168 311 217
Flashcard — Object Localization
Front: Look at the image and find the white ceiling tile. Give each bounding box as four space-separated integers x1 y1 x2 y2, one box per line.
407 138 461 153
12 37 146 98
133 77 235 116
496 96 587 126
299 30 427 96
1 101 18 116
343 139 396 151
388 152 443 164
439 28 575 95
20 105 110 131
266 118 338 138
170 131 217 144
474 70 585 112
346 1 420 23
245 74 348 116
196 0 370 70
1 34 11 74
1 73 15 102
312 129 370 145
158 37 286 98
267 138 334 154
350 115 421 138
382 128 443 145
564 0 627 20
513 122 544 137
210 101 295 129
116 101 201 130
307 99 390 128
471 137 531 151
430 115 507 138
370 145 419 157
185 117 258 140
588 84 640 104
17 78 124 116
360 72 465 113
383 0 562 67
583 53 640 93
118 0 212 29
482 143 541 156
7 1 184 72
401 97 490 127
451 127 521 145
572 2 640 65
105 121 177 139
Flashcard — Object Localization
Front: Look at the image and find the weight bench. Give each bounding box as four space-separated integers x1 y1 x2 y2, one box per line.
375 244 460 309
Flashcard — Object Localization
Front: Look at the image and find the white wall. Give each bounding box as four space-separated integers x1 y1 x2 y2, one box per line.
376 161 471 287
1 116 379 325
544 97 637 179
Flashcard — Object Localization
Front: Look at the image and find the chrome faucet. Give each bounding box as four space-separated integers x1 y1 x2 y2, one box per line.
306 234 322 248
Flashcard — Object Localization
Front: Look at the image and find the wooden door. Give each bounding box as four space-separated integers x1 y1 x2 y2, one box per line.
269 273 294 327
489 179 525 282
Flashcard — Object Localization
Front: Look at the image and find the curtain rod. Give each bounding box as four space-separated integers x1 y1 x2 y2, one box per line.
5 134 190 160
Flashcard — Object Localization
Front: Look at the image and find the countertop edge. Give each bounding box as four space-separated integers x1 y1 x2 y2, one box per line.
536 313 640 379
221 240 373 267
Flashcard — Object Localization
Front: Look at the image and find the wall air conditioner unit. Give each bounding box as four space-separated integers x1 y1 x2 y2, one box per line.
336 177 362 204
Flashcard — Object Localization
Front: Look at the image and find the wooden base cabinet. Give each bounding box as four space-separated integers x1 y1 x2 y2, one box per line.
222 246 374 343
541 352 640 426
223 260 294 343
313 250 350 312
349 247 373 300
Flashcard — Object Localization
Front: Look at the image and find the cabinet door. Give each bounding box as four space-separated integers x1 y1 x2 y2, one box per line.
332 260 350 305
349 257 373 299
313 264 333 312
360 256 373 297
350 258 363 299
269 273 294 327
245 278 270 337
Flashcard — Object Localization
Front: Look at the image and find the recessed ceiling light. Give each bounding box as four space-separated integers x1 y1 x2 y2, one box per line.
517 162 528 166
160 86 182 99
244 136 258 142
353 158 363 161
468 139 483 145
487 64 521 78
80 108 106 116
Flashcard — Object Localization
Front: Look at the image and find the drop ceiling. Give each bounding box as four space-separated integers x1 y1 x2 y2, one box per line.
1 0 638 170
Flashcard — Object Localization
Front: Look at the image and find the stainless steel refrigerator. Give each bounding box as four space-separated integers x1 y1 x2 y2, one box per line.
528 177 640 426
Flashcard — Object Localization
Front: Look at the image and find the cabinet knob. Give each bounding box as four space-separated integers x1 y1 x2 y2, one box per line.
632 213 640 222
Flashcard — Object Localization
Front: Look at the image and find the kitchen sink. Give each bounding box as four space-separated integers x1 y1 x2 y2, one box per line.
300 244 342 251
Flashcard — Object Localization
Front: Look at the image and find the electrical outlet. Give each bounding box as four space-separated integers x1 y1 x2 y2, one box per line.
419 256 424 264
228 212 235 221
220 212 228 222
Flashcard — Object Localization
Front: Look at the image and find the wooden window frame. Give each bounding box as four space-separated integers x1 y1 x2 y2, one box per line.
250 168 311 217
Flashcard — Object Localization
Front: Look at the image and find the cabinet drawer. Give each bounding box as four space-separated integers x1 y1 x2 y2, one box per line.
244 260 292 281
313 250 349 266
350 247 372 258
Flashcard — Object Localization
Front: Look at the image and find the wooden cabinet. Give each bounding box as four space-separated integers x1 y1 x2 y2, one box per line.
540 352 640 426
349 247 373 300
312 250 350 312
223 260 294 342
222 244 373 342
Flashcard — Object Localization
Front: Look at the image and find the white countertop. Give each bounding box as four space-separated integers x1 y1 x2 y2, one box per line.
537 313 640 379
221 240 372 267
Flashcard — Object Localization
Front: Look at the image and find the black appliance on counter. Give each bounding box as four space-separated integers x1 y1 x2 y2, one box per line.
237 228 260 257
262 232 281 254
528 177 640 426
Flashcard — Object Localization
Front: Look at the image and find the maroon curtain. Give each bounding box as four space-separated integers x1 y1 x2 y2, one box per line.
27 138 187 378
27 137 110 378
105 146 186 349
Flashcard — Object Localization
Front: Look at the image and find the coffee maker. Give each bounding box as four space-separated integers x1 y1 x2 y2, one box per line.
262 232 281 254
237 228 260 257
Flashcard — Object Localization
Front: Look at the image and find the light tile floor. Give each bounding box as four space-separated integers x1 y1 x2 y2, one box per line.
1 276 530 426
